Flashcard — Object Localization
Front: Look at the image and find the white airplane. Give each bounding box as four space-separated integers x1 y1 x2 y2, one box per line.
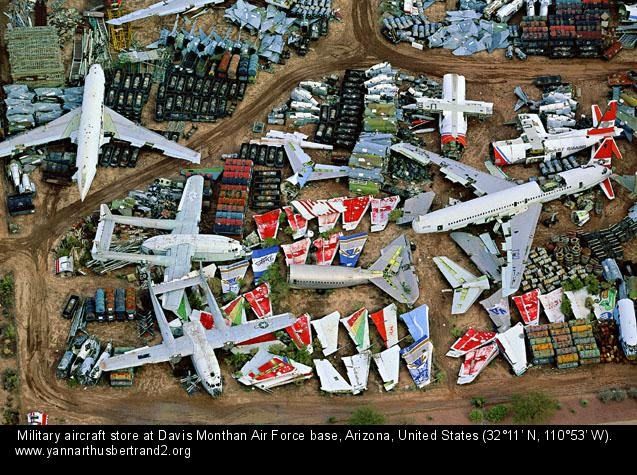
392 142 613 296
100 272 296 397
0 64 200 201
251 131 350 189
92 175 249 313
433 256 490 314
491 101 622 167
403 73 493 155
107 0 224 26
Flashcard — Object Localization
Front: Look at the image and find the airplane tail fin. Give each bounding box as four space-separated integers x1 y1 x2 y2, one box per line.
589 137 622 200
591 100 618 131
368 235 419 305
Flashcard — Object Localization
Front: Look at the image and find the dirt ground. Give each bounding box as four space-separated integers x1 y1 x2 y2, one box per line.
0 0 636 425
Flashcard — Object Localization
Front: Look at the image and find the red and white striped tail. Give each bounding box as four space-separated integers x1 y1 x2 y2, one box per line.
591 137 621 200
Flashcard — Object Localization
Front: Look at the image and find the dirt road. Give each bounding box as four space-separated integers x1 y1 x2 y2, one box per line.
1 1 636 424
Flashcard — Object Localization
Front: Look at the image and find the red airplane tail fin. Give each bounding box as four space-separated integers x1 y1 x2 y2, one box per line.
600 178 615 200
591 100 618 132
590 137 621 200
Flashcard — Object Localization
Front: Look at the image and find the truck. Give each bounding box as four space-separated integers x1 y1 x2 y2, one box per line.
125 287 136 320
115 288 126 321
109 347 135 387
227 53 240 81
105 287 115 321
217 51 232 79
84 297 96 322
56 350 75 379
95 288 106 322
62 295 80 319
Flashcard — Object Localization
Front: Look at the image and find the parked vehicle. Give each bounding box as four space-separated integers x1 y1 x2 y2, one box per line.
62 295 80 319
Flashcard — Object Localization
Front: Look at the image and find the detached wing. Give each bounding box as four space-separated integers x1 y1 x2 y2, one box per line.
391 143 515 196
0 108 82 157
501 203 542 296
206 313 297 349
368 234 419 305
433 256 477 288
452 286 484 315
100 337 194 371
107 0 223 25
102 107 200 163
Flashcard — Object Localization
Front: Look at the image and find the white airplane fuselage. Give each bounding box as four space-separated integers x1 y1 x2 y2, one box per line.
493 123 622 165
142 234 248 262
76 64 106 201
182 319 223 396
413 164 610 233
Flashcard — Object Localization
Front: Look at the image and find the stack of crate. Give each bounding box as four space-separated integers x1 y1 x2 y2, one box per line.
526 324 555 365
213 159 253 238
550 322 579 369
520 16 550 55
570 319 601 365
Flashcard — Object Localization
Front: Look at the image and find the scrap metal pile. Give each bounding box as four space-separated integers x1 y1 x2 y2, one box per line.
379 0 624 59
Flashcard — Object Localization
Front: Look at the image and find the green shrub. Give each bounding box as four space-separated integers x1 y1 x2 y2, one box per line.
485 405 509 423
349 407 385 425
468 409 484 423
511 392 559 423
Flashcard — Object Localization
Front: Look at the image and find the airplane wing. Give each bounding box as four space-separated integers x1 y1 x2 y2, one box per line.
283 141 348 187
107 0 224 25
520 114 546 149
102 107 200 163
368 234 419 305
0 108 82 157
501 203 542 297
173 175 204 234
391 143 515 196
206 313 297 349
100 336 194 371
451 232 502 282
452 286 485 314
433 256 477 288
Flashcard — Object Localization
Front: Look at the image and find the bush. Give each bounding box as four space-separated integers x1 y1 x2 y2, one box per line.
585 275 600 295
261 259 289 307
224 352 252 372
598 388 628 403
485 405 509 423
451 326 464 339
0 275 14 307
262 238 280 248
388 209 403 222
349 407 385 425
3 408 19 425
560 296 573 319
471 397 486 408
269 342 312 366
468 409 484 423
2 369 18 392
570 277 584 291
511 392 559 423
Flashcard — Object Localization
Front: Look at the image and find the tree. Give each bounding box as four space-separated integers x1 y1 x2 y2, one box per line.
570 277 584 291
349 407 385 425
585 275 600 295
485 405 509 423
560 296 573 319
511 392 559 423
